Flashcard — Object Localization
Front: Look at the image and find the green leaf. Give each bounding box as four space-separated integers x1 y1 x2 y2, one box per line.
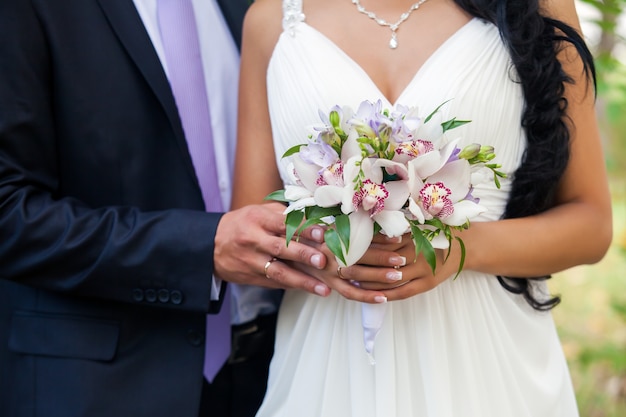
334 214 351 253
285 210 304 246
442 230 454 264
325 228 346 266
282 144 304 158
305 205 342 219
441 118 471 132
299 216 326 230
452 236 466 280
410 223 437 274
425 217 446 231
264 189 289 202
424 99 452 123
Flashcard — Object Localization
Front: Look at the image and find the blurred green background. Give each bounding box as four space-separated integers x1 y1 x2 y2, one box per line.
550 2 626 415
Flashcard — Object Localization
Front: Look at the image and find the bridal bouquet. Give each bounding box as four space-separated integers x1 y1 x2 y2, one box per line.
268 99 505 360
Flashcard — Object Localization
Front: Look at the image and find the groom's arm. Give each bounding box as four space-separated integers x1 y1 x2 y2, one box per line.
0 0 329 311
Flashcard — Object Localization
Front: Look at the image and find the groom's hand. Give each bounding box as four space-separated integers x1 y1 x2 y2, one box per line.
213 202 331 297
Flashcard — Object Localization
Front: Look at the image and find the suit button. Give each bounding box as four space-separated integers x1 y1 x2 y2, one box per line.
132 288 144 302
158 289 170 303
170 290 183 305
145 289 157 303
186 329 204 347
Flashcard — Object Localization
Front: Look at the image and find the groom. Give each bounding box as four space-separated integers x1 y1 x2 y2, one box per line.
0 1 329 417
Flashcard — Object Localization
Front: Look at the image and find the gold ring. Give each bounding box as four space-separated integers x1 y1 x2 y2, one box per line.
337 266 346 279
264 257 277 278
388 279 412 289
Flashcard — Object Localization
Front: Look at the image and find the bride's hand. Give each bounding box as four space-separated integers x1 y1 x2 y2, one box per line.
335 233 414 290
286 232 407 304
341 233 464 298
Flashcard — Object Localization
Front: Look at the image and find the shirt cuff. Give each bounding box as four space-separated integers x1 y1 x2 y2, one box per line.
210 276 222 301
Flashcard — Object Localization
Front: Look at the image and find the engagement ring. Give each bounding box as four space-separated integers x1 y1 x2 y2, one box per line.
264 257 277 279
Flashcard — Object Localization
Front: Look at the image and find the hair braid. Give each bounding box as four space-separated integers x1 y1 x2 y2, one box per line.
453 0 596 310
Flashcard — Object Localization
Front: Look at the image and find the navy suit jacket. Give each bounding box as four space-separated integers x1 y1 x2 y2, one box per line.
0 0 250 416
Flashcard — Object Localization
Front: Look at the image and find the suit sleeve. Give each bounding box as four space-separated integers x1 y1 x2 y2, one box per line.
0 0 222 313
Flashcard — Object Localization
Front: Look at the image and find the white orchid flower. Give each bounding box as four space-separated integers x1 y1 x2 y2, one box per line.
408 137 462 180
408 158 487 228
316 156 410 266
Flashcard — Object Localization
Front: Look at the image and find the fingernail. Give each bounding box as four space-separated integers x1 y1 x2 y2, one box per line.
314 284 328 296
311 227 324 242
386 271 402 281
386 235 402 243
389 256 406 266
374 295 388 303
311 254 323 269
349 280 361 288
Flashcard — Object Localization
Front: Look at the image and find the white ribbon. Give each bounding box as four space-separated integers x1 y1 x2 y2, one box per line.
361 302 388 364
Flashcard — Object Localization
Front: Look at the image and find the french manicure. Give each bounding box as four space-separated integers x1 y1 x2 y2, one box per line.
311 227 324 242
374 295 388 303
389 256 406 267
314 284 329 296
386 270 403 281
386 235 402 243
311 253 324 269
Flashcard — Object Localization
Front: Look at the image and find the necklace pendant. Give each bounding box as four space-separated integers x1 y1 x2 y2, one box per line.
389 32 398 49
352 0 428 50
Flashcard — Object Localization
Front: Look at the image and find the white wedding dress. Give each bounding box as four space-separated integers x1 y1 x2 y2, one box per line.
257 2 579 416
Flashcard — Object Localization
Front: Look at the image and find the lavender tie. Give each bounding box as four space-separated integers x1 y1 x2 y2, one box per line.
157 0 230 383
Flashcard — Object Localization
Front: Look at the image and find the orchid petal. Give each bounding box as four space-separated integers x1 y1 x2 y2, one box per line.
341 210 374 266
417 112 444 141
342 155 362 187
438 137 462 164
359 158 384 183
408 138 461 179
373 210 410 237
284 184 312 201
408 173 425 198
408 198 426 224
341 129 362 160
292 154 321 191
284 197 317 213
383 181 410 210
313 185 345 208
409 150 447 179
341 190 356 215
372 159 409 181
427 159 472 201
443 200 487 226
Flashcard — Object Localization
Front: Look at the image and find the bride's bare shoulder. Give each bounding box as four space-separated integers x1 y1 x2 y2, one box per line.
243 0 284 54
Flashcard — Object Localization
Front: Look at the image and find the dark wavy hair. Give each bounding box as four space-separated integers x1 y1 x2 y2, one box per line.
453 0 596 310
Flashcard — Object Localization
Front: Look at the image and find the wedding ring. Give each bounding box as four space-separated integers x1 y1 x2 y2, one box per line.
388 279 412 289
264 257 277 279
337 266 346 279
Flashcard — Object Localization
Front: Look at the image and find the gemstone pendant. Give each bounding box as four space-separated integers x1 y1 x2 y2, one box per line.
389 32 398 49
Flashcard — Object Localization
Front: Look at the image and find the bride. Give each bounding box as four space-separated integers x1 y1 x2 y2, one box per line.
232 0 612 415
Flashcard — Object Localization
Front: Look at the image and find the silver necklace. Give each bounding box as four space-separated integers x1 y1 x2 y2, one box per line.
351 0 429 49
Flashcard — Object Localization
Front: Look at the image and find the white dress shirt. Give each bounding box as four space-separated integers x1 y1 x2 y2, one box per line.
133 0 280 324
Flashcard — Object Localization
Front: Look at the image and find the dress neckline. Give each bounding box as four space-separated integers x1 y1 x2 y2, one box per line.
289 18 481 106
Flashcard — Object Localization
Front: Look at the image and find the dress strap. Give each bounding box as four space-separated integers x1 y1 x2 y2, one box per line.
282 0 305 35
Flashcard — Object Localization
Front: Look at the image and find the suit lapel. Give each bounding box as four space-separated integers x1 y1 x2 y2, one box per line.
96 0 199 185
95 0 252 194
216 0 252 50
